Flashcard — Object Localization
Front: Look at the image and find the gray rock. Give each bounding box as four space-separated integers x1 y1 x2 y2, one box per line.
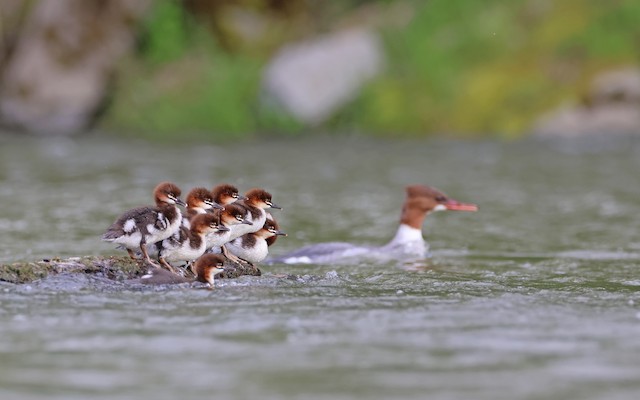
590 67 640 106
535 103 640 136
262 28 384 125
533 67 640 136
0 0 150 135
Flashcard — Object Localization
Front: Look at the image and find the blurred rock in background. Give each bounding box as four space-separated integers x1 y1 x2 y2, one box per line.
533 68 640 136
262 28 384 125
0 0 150 135
0 0 638 139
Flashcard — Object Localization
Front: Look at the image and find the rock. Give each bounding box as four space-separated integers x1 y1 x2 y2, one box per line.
262 28 384 125
533 67 640 136
589 67 640 106
534 104 640 136
0 0 29 67
0 0 151 135
0 255 261 285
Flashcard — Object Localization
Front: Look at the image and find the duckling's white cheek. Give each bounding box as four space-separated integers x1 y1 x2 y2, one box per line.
433 204 447 212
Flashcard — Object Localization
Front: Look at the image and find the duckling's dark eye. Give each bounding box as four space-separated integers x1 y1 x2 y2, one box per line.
232 193 238 198
435 196 447 202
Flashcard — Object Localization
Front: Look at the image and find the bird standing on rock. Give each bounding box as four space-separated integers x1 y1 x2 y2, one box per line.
102 182 185 267
226 217 287 265
157 213 228 273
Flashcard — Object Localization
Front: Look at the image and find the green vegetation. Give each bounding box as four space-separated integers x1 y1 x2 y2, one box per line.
103 0 640 140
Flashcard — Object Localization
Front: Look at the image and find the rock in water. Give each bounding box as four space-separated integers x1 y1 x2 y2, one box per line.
0 255 261 285
262 28 384 125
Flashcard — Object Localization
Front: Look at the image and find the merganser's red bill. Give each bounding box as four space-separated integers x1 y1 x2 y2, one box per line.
444 200 478 212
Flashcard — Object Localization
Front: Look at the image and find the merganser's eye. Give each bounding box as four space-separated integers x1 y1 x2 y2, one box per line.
232 193 238 198
236 215 243 221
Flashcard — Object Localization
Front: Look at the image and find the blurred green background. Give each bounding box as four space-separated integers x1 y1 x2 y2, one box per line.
2 0 639 141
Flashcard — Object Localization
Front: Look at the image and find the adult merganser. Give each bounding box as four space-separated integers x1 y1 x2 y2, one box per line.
211 183 246 206
137 254 226 288
102 181 185 267
271 185 478 264
205 203 253 250
157 213 228 272
183 187 223 228
226 217 287 264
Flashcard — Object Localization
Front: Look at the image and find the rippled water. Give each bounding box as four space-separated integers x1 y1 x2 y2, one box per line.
1 133 640 399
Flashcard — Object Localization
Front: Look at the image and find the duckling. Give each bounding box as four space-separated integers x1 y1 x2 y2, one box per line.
205 203 253 251
183 187 223 228
138 254 226 289
230 188 281 239
102 181 185 267
211 183 246 207
226 217 287 264
157 213 228 273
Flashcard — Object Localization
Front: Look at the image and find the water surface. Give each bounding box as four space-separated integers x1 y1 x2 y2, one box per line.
1 133 640 399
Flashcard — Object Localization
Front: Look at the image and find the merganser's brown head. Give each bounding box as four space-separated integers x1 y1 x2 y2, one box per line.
218 203 253 226
401 185 477 229
264 216 286 246
190 213 229 235
154 182 186 207
194 253 226 287
186 187 223 211
244 188 281 210
211 184 246 206
407 185 478 213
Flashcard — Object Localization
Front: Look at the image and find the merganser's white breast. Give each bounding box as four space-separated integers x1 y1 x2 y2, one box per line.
226 235 269 264
231 208 266 238
381 223 428 259
225 216 286 263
